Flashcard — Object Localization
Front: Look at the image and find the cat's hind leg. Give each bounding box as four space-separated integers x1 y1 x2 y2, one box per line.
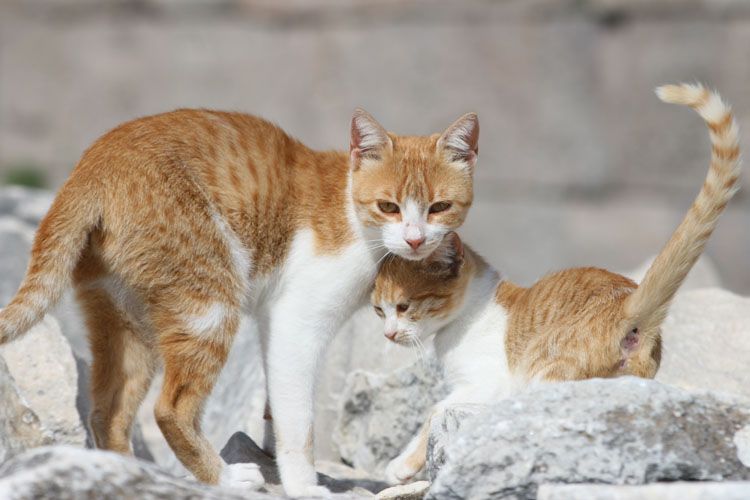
74 255 157 454
149 294 263 491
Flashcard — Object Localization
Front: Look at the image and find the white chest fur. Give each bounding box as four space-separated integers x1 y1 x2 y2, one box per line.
433 269 513 403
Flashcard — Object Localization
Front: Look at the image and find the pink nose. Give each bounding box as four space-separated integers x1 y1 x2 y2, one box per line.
385 331 397 341
405 237 425 250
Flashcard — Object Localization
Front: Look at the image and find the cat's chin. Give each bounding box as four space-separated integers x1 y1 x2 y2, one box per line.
391 246 436 262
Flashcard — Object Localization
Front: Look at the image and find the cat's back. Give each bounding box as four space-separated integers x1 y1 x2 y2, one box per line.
500 268 637 368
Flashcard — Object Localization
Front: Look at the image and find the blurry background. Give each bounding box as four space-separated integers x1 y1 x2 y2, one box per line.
1 0 749 292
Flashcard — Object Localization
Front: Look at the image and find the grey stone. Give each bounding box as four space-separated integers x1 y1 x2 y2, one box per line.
656 288 750 400
0 357 47 463
537 481 750 500
426 378 750 500
334 359 448 475
0 445 275 500
0 315 86 448
219 431 388 497
375 481 430 500
0 216 34 306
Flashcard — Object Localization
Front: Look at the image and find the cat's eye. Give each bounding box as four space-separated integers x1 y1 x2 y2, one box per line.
429 201 452 214
373 306 384 317
377 201 400 214
396 303 409 313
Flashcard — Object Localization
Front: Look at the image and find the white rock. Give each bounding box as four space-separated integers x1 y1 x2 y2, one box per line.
0 445 274 500
0 315 86 448
537 481 750 500
426 378 750 500
0 357 47 462
376 481 430 500
656 288 750 399
334 359 448 476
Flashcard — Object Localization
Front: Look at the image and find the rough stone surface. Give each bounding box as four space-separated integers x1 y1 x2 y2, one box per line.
537 481 750 500
0 357 47 463
220 431 388 497
0 315 86 448
0 446 275 500
426 378 750 500
334 359 447 475
376 481 430 500
655 288 750 399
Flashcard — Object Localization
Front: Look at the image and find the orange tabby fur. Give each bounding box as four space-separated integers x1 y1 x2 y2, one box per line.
371 83 740 483
0 107 479 495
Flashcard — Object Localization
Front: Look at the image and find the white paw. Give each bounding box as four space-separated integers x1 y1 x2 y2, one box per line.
384 455 419 485
219 462 265 491
284 484 332 498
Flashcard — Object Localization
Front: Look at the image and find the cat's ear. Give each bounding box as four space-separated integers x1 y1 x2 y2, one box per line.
350 108 392 169
437 112 479 170
424 232 464 279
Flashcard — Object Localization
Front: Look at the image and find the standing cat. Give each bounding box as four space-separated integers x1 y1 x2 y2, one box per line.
0 106 480 496
371 83 740 484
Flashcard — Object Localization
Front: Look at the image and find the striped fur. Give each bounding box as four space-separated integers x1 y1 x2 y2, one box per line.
371 83 741 484
0 107 479 497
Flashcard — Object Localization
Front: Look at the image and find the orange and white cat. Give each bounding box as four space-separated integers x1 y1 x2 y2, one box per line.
0 106 480 496
371 83 741 484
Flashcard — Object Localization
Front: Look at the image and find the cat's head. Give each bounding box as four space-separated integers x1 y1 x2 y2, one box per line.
349 109 478 261
371 232 471 345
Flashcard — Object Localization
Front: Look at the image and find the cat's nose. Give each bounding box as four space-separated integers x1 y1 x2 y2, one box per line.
405 237 425 250
385 331 397 341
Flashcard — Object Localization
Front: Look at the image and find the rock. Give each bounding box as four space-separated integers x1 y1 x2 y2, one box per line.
426 378 750 500
656 288 750 400
220 431 388 497
0 187 53 228
0 315 86 448
376 481 430 500
425 405 483 482
334 359 448 475
0 445 274 500
318 307 418 460
537 481 750 500
0 357 47 462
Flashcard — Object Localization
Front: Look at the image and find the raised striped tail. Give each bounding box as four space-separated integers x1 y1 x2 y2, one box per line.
624 83 741 328
0 180 100 344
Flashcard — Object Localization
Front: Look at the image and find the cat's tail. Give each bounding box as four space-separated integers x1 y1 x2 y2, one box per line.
0 176 101 344
624 83 741 328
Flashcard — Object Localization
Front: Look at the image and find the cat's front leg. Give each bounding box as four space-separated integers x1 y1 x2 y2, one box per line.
265 306 333 498
385 419 431 485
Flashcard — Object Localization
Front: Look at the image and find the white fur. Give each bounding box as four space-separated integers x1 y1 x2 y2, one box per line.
219 462 265 492
185 302 229 340
383 267 515 484
210 209 252 299
353 114 387 151
381 198 448 261
240 174 384 497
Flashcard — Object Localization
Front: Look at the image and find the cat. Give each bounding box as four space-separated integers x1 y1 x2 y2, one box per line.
0 106 480 497
370 83 741 485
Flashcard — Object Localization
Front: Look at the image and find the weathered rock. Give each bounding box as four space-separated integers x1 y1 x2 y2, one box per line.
0 357 47 462
537 481 750 500
426 378 750 500
334 359 448 475
0 445 274 500
0 216 34 306
0 315 86 448
656 288 750 400
376 481 430 500
425 405 483 482
220 431 388 497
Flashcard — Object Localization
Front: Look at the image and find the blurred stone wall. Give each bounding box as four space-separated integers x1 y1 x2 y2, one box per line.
1 0 749 292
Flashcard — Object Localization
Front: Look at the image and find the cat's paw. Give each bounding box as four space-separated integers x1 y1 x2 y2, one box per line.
384 456 420 485
284 484 332 498
219 463 265 491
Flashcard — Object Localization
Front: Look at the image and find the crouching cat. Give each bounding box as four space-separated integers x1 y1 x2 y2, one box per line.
0 105 480 497
370 83 741 484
